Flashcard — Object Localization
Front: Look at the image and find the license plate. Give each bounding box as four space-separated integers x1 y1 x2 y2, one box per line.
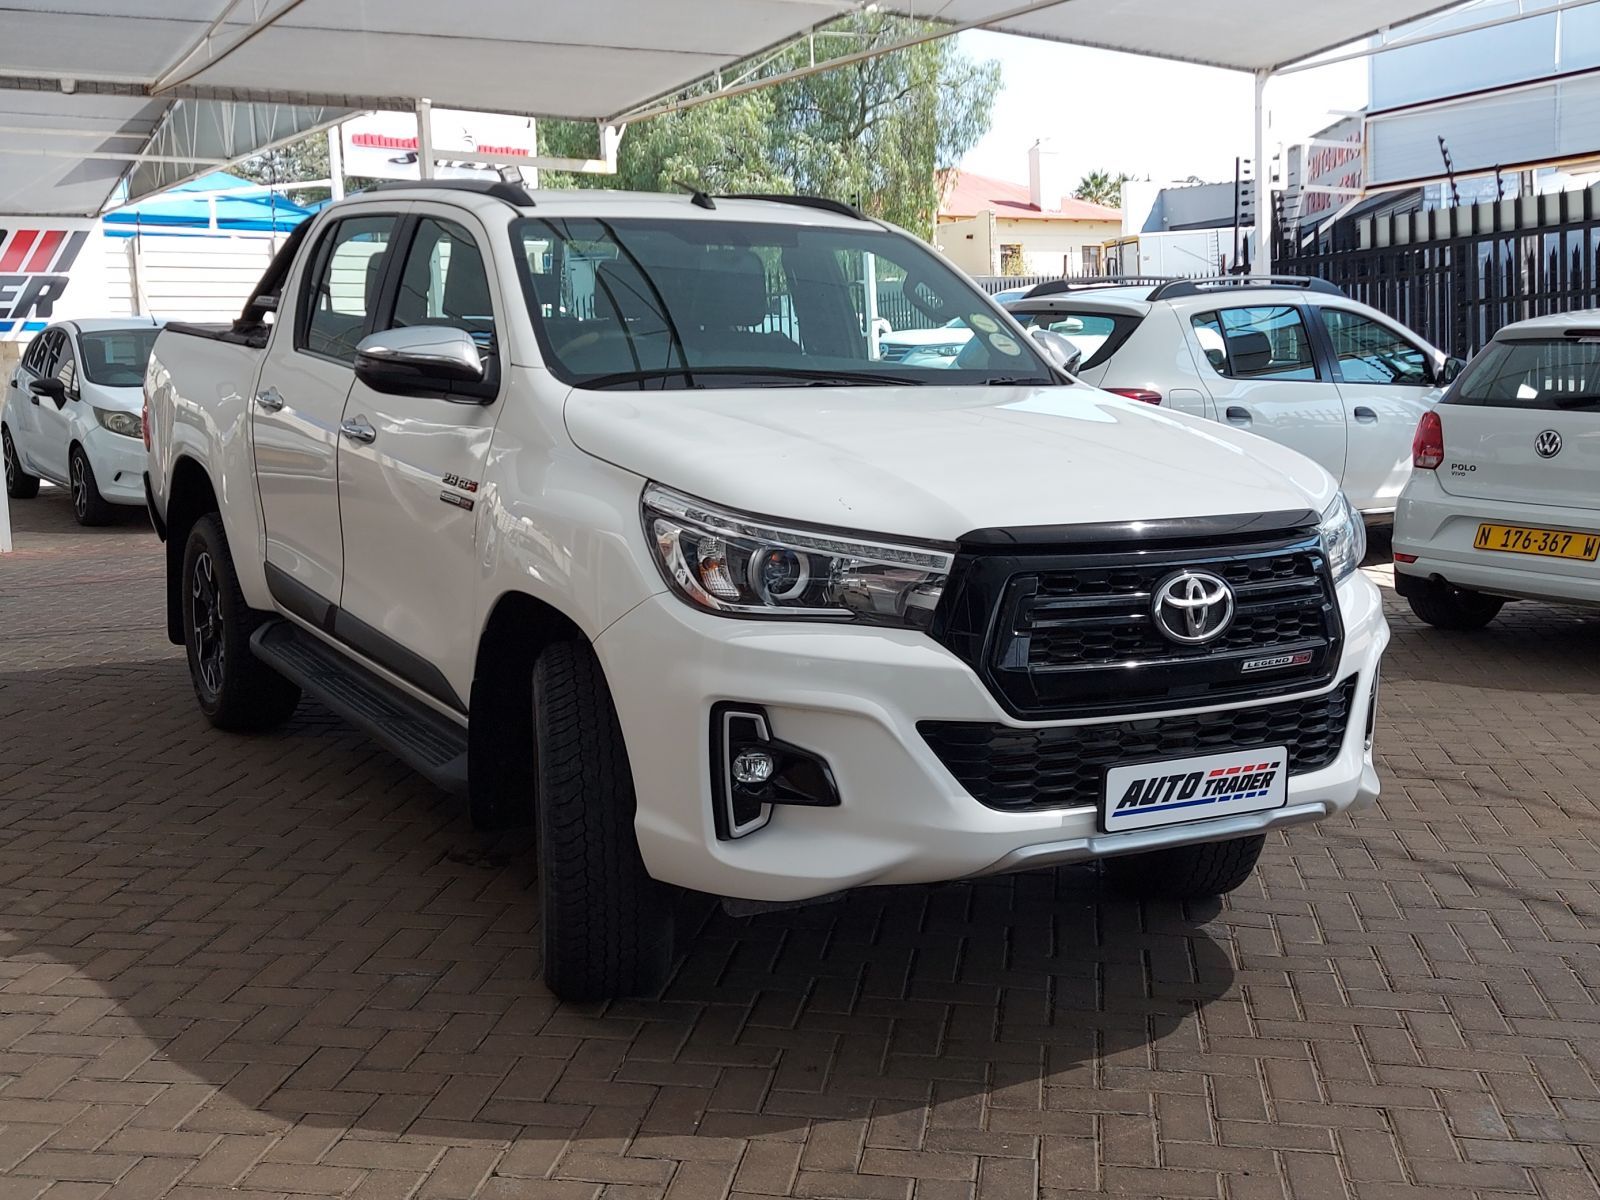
1103 746 1288 833
1474 522 1600 561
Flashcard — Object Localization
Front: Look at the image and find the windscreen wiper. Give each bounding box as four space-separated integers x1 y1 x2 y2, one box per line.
580 365 924 389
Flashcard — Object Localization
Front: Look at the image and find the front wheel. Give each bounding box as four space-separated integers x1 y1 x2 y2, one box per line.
1103 835 1266 901
3 424 40 499
1406 585 1503 630
69 445 114 526
181 514 301 731
533 639 673 1001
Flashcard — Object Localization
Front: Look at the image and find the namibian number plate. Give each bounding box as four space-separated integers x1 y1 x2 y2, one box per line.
1103 746 1288 833
1474 523 1600 561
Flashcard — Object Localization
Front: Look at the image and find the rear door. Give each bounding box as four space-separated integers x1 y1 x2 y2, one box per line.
1186 303 1348 486
1314 305 1440 512
1434 334 1600 507
254 209 402 611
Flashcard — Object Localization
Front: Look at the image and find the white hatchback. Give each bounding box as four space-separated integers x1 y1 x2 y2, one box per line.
3 318 162 525
992 277 1462 518
1393 312 1600 628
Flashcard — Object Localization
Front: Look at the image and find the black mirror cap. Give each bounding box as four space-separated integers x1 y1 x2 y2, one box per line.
1436 355 1468 386
28 377 65 399
354 351 499 404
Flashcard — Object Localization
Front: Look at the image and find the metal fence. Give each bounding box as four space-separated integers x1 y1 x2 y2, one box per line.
1279 185 1600 358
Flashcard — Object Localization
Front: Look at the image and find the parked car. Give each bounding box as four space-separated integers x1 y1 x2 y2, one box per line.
3 318 164 524
1393 312 1600 628
145 182 1387 1000
876 316 973 365
987 277 1465 518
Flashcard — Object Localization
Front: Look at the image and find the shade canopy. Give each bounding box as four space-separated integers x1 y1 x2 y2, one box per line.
0 0 1470 216
102 171 313 234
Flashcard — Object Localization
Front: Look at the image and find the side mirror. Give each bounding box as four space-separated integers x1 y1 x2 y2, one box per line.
354 327 493 403
29 377 66 407
1435 355 1467 386
1029 327 1083 376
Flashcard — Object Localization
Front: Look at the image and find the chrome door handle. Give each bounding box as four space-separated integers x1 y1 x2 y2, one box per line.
1225 405 1252 425
1352 406 1378 423
339 416 376 444
255 387 285 412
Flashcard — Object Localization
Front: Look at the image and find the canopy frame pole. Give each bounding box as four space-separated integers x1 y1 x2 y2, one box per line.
1253 68 1271 276
0 461 11 554
417 97 435 180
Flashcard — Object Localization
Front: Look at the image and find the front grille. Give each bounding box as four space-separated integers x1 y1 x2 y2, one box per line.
930 524 1342 719
878 344 913 363
920 677 1357 813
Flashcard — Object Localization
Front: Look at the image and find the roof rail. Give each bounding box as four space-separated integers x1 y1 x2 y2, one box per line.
1022 276 1177 299
1147 275 1344 301
720 193 868 221
364 178 535 206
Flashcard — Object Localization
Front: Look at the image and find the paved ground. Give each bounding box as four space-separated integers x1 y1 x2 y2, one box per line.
2 486 1600 1200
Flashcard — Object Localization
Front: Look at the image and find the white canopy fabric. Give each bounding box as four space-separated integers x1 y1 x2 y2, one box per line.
0 0 1468 215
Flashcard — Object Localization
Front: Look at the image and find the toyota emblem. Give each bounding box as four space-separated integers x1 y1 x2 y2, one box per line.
1535 429 1562 458
1151 570 1236 645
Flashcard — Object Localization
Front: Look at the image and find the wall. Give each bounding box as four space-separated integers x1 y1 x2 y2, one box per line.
993 218 1123 277
105 231 287 323
933 213 996 275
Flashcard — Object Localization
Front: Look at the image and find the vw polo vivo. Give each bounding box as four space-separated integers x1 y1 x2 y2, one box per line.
143 182 1388 999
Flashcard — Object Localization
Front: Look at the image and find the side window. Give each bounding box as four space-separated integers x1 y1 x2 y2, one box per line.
21 330 49 373
54 336 77 395
1192 306 1318 382
300 215 397 363
388 218 496 349
1320 308 1431 385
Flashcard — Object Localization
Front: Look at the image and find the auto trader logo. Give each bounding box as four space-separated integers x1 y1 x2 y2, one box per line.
0 227 89 333
1115 759 1285 816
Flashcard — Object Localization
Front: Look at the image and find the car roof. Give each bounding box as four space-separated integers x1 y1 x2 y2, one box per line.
339 186 874 230
1005 293 1152 316
1494 310 1600 339
64 317 164 334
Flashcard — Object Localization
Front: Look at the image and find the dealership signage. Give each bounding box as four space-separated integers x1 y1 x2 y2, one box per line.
0 219 102 341
341 109 539 181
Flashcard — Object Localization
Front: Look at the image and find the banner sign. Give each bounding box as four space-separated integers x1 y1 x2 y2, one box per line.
0 219 103 341
341 109 539 181
1289 117 1364 229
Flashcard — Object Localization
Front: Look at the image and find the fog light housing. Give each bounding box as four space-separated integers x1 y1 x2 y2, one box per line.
711 704 841 840
1365 673 1380 750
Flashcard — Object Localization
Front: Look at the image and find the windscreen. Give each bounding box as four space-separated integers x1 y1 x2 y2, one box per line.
79 328 161 387
512 217 1052 389
1449 337 1600 410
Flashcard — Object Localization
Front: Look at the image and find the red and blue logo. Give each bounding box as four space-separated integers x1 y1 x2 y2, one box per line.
0 227 89 335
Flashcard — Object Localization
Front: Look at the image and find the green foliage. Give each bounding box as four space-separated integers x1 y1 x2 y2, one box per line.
999 244 1026 276
540 14 1000 234
1074 170 1130 209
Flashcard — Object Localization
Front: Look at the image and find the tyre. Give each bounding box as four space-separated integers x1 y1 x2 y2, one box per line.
533 639 673 1001
2 424 40 499
69 444 115 526
181 514 301 731
1406 585 1503 630
1103 834 1266 901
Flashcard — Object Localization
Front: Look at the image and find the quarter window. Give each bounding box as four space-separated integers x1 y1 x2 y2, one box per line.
301 215 397 362
1192 306 1318 382
1320 309 1430 385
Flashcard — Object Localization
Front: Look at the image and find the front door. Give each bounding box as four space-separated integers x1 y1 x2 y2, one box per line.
6 329 60 475
33 329 78 481
334 212 503 711
1315 306 1440 513
253 211 400 610
1187 303 1348 493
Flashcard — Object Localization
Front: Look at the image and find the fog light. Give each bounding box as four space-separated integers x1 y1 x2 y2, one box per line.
732 749 776 785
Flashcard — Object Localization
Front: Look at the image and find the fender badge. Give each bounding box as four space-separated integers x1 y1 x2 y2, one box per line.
440 490 475 512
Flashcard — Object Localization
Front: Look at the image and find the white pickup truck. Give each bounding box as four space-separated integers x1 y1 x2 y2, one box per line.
145 181 1388 1000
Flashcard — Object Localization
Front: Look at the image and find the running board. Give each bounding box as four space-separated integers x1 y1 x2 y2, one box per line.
250 620 469 795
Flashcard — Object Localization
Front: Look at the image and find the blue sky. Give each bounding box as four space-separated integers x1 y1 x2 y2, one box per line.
956 31 1368 190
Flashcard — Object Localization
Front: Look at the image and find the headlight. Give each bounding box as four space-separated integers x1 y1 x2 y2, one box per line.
643 484 952 627
1319 491 1366 581
94 407 143 439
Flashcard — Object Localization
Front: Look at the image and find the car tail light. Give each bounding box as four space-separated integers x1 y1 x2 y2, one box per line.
1394 552 1418 563
141 399 151 451
1106 388 1162 405
1412 410 1443 469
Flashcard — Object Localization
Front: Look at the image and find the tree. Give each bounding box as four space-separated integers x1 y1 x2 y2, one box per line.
1074 170 1129 209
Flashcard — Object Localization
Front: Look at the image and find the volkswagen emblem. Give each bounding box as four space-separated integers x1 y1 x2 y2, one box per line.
1535 429 1562 459
1151 570 1235 645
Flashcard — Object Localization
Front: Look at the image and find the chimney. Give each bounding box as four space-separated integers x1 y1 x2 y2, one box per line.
1028 139 1066 211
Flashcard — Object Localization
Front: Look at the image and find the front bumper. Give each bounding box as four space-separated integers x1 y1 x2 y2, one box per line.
1394 472 1600 608
82 425 148 505
597 571 1389 902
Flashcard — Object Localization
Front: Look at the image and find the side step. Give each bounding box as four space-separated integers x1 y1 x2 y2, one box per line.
250 620 469 795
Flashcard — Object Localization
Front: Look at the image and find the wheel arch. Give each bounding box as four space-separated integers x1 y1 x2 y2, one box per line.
163 455 221 645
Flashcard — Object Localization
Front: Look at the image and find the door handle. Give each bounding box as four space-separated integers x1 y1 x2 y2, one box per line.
1352 406 1379 423
255 387 285 412
339 416 376 444
1225 405 1252 425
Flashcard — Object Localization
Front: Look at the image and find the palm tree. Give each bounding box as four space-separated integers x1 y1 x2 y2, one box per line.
1074 170 1127 208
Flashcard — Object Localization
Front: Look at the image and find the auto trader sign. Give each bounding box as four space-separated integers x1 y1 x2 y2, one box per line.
0 218 101 341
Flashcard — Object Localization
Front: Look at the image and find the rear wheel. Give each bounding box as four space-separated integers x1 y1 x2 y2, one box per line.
69 445 114 526
1103 835 1266 901
181 514 301 731
533 639 673 1001
1406 585 1503 630
3 425 40 499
